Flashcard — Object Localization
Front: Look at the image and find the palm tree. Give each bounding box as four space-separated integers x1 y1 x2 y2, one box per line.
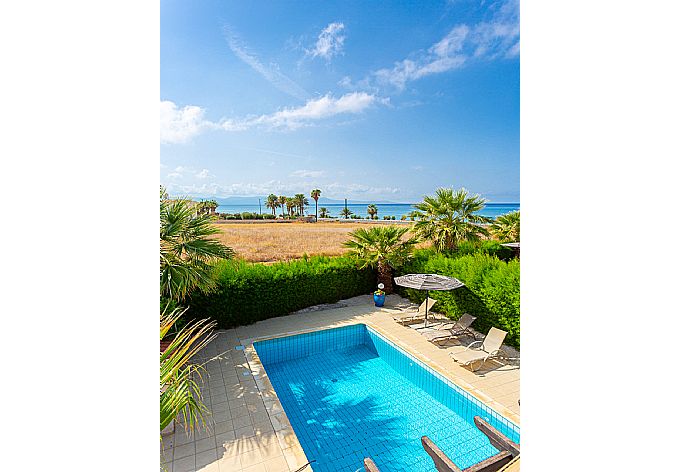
413 188 492 251
294 193 309 216
311 189 322 221
340 207 353 219
160 192 234 302
265 194 278 216
343 226 418 293
160 304 215 439
277 196 287 218
286 197 296 217
319 207 329 219
491 210 520 242
367 204 378 219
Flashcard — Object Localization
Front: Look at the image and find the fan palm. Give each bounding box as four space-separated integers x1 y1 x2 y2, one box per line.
343 226 418 293
265 194 278 216
319 207 329 219
294 193 309 216
413 188 492 251
277 195 287 217
340 207 353 219
491 210 520 242
367 204 378 219
160 305 215 437
160 194 234 302
311 189 321 221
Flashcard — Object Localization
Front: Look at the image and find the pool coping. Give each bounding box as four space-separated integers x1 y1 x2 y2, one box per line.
239 320 519 471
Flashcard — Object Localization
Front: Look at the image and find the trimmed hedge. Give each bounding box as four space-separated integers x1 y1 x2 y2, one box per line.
398 251 520 347
187 256 376 328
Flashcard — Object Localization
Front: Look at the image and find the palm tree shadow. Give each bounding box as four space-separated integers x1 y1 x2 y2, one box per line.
266 346 431 472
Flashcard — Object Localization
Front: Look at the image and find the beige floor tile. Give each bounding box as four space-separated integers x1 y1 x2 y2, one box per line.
195 448 219 469
214 420 234 435
262 456 289 472
195 437 216 454
232 414 252 429
216 454 243 472
238 449 264 468
242 463 267 472
171 455 195 472
172 441 195 461
234 424 258 439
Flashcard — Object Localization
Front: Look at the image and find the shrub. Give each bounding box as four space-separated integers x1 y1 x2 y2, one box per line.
187 256 376 328
398 251 520 347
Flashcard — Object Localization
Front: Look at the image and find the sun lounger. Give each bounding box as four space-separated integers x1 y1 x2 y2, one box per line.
448 327 508 371
422 314 477 344
391 298 438 324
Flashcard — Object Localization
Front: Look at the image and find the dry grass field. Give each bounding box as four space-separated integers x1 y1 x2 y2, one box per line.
213 221 422 262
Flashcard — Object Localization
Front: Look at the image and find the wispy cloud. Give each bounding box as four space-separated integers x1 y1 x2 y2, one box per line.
163 180 401 199
223 27 309 100
161 92 385 143
359 0 519 91
291 169 325 178
221 92 384 131
307 22 346 61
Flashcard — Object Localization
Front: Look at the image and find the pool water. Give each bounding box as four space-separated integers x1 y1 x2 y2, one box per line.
254 324 519 472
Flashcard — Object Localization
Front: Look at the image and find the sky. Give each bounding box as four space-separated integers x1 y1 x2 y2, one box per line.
160 0 519 203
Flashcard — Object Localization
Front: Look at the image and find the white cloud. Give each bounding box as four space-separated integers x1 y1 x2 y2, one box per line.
196 169 211 179
291 170 325 178
224 28 309 100
366 0 519 91
160 101 212 144
307 23 346 61
162 92 384 143
167 172 183 179
221 92 383 131
163 180 401 199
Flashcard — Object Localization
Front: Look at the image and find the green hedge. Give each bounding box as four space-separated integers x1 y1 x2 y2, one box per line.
187 256 376 328
398 251 520 347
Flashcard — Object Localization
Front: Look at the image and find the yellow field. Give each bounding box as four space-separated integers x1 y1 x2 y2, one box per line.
213 221 420 262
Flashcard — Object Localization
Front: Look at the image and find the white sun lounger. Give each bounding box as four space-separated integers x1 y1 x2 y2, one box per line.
448 327 508 371
391 298 438 324
422 313 477 344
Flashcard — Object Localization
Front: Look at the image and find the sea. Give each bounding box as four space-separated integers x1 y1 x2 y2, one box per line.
215 202 519 220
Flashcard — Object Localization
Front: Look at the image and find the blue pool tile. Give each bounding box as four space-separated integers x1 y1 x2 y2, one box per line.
254 324 519 472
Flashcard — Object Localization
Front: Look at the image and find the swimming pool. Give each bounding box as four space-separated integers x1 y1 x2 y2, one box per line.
254 324 520 472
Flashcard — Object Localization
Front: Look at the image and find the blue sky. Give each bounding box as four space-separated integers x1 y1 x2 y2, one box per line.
161 0 519 203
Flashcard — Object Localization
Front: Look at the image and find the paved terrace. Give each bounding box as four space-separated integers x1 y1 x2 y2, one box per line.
161 294 520 472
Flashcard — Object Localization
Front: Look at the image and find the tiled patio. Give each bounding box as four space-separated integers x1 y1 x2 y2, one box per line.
160 294 520 472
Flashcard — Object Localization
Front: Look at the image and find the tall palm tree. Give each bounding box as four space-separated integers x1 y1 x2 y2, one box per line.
160 193 234 302
319 207 329 219
294 193 309 216
311 189 321 221
286 197 296 217
277 195 287 218
343 226 418 293
340 207 353 219
413 188 492 251
491 210 520 242
367 204 378 219
265 194 278 216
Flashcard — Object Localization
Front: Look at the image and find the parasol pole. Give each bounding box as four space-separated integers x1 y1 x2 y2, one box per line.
424 290 430 328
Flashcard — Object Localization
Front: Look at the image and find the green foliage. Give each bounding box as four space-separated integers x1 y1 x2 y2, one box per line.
343 226 418 270
413 188 492 250
187 256 376 327
160 305 215 436
160 193 234 302
399 251 520 347
491 210 520 242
